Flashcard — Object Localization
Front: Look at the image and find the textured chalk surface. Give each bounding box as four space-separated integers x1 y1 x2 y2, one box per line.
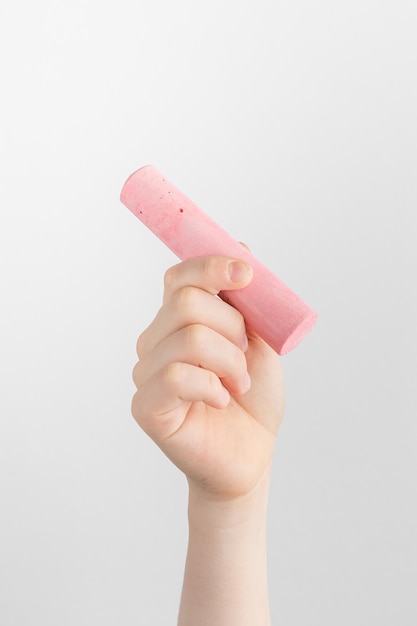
120 166 317 354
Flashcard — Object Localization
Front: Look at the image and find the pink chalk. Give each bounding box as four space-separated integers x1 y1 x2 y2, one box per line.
120 165 317 354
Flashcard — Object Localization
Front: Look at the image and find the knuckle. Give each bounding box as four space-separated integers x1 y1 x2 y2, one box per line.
136 331 147 358
184 324 207 352
131 391 140 420
163 263 180 291
203 255 227 280
162 362 186 390
132 360 143 387
176 286 199 316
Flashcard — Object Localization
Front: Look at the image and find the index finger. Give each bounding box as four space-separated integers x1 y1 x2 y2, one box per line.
162 256 253 302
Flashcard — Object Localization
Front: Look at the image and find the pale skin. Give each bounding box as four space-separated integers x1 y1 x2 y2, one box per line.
132 254 285 626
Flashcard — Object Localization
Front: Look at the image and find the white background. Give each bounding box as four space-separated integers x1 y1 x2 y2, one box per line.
1 1 416 624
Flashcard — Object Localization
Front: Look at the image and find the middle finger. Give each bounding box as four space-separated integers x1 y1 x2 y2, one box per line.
137 287 248 358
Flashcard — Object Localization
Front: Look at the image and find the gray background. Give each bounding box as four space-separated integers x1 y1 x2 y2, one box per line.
1 1 416 624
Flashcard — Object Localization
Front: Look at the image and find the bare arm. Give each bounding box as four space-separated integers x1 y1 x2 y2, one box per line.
178 472 271 626
131 255 285 624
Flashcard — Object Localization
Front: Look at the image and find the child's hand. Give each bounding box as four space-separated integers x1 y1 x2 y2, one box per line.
132 255 285 501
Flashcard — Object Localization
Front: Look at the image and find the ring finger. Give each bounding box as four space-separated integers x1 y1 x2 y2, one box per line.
133 324 251 397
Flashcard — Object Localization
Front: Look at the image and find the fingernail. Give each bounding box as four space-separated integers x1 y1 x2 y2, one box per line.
228 261 251 283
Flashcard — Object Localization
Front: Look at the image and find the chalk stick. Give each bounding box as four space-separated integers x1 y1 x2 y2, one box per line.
120 165 317 354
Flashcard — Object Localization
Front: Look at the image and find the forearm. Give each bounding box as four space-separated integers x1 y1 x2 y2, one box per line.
177 473 272 626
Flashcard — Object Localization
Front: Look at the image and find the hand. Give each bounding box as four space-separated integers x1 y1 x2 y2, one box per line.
132 255 285 501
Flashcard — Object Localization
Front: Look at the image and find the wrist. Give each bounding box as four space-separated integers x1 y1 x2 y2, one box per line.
187 465 271 530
